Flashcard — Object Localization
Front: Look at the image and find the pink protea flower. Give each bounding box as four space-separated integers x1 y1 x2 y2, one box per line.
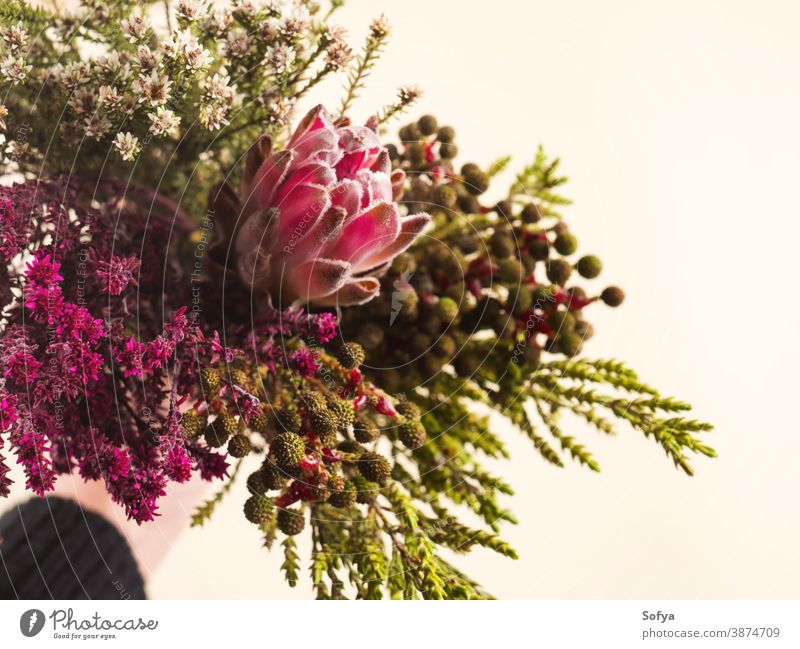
234 105 430 306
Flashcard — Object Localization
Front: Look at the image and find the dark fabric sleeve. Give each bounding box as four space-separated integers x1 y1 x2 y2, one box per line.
0 496 146 600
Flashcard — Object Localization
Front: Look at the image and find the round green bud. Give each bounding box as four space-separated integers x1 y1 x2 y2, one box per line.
181 411 205 438
395 401 421 420
299 390 327 413
261 461 289 490
249 411 271 435
327 398 355 429
310 409 339 446
436 296 459 322
358 452 392 484
437 125 456 143
205 418 231 447
461 164 490 195
335 342 366 369
407 142 426 165
229 368 251 389
546 259 572 285
439 141 458 159
499 258 524 283
576 255 602 279
417 114 438 136
520 203 542 224
272 432 305 468
547 309 577 332
353 419 380 443
352 475 378 504
495 200 513 218
528 238 550 261
328 477 357 509
244 495 274 525
554 232 578 256
274 406 302 433
432 183 458 209
507 286 533 314
399 419 426 450
457 193 480 214
454 350 482 375
246 470 268 496
277 508 305 536
228 434 253 458
200 367 221 392
434 334 457 359
558 331 583 357
601 286 625 307
490 230 516 259
399 123 421 142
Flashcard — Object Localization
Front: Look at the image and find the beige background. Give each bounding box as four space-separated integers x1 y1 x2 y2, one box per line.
5 0 800 598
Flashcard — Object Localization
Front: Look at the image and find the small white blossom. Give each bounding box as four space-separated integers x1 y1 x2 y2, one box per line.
1 55 31 85
114 132 140 161
203 71 237 105
121 16 150 43
324 28 353 70
232 0 259 18
225 28 251 59
133 69 172 106
199 104 229 131
1 22 29 53
68 88 97 115
201 9 232 37
134 45 159 72
0 104 8 131
163 30 212 71
266 44 295 75
6 140 29 161
98 85 124 109
148 107 181 137
84 114 112 140
258 18 281 43
281 5 310 38
57 61 91 89
176 0 207 22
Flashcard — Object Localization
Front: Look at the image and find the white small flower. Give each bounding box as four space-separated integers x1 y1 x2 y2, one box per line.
266 44 295 75
134 45 159 72
1 21 29 53
148 106 181 137
58 61 91 89
176 0 207 22
0 103 8 131
133 69 172 106
121 16 149 43
84 114 112 141
281 5 310 38
225 28 250 58
258 18 281 42
199 104 229 131
114 132 140 161
201 9 232 36
203 71 237 105
0 55 31 85
98 85 124 109
232 0 258 18
68 88 97 115
6 140 29 161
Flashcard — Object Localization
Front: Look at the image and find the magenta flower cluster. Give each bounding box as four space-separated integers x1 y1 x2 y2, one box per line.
0 178 338 522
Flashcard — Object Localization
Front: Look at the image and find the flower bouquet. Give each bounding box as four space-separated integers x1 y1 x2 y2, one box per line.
0 0 713 599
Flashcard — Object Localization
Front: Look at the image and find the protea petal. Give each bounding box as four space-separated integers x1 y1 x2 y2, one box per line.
273 163 337 206
288 104 333 148
315 277 381 307
390 169 406 201
356 212 431 271
329 179 363 221
290 206 347 261
274 183 330 244
283 257 352 303
325 202 400 270
247 150 293 212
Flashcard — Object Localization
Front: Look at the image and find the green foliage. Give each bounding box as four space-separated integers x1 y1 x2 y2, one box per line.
509 145 572 216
